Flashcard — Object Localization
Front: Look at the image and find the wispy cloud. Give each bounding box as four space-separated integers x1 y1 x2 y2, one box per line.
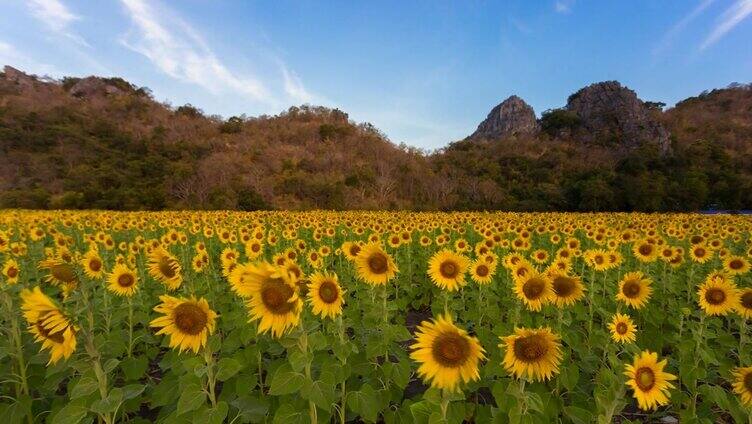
0 39 59 75
700 0 752 50
555 0 575 14
27 0 89 46
119 0 318 111
653 0 716 56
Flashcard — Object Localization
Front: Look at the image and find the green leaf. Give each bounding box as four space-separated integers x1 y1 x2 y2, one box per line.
564 406 592 424
347 383 379 422
409 400 435 424
70 376 99 399
268 367 305 396
90 388 124 415
301 374 336 412
0 395 31 423
122 384 146 400
103 358 120 374
177 383 206 416
216 358 243 381
272 404 306 424
230 395 269 422
52 403 89 424
196 401 229 424
560 364 579 391
120 356 148 381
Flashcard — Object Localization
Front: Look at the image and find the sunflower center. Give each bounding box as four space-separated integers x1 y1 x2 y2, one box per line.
552 276 575 297
7 266 18 278
349 245 361 257
635 367 656 391
117 273 135 288
35 318 66 343
159 258 177 278
431 332 470 368
476 265 489 277
522 278 546 300
440 261 459 279
173 303 208 336
367 253 388 274
615 322 628 335
89 258 102 272
729 259 743 270
622 280 641 298
744 372 752 391
513 334 548 363
595 256 604 265
705 288 726 305
51 263 77 283
695 248 706 257
741 292 752 309
318 281 339 304
261 279 296 315
638 245 652 256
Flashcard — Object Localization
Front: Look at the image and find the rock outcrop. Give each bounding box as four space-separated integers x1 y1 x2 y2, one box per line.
68 76 125 98
470 95 539 140
566 81 670 151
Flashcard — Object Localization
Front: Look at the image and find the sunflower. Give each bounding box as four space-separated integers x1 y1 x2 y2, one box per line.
80 250 104 279
108 263 139 297
737 288 752 319
20 287 77 365
548 271 585 307
500 327 562 381
624 350 676 411
428 250 470 291
354 243 398 286
410 315 485 392
150 295 217 353
697 275 739 316
2 258 20 285
147 246 183 290
724 256 750 276
39 257 78 287
243 262 303 337
608 313 637 343
307 271 345 319
469 259 496 285
731 366 752 406
616 272 653 309
689 244 712 264
513 270 554 312
632 240 658 263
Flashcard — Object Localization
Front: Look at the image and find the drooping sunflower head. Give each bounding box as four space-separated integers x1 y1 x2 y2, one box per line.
39 257 78 287
608 313 636 344
500 327 562 381
410 314 485 392
732 366 752 407
513 270 554 312
107 263 139 297
147 246 183 290
428 249 470 291
616 271 653 309
697 275 739 316
624 350 677 411
20 287 77 365
307 271 345 319
150 295 217 353
243 262 303 338
548 271 585 307
354 243 398 286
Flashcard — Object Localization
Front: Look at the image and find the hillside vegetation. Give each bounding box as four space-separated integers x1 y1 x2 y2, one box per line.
1 66 751 211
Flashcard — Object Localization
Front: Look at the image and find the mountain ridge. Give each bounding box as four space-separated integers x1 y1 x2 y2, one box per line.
1 65 751 211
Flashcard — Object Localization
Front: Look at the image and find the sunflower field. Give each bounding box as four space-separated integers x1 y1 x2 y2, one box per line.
0 210 751 424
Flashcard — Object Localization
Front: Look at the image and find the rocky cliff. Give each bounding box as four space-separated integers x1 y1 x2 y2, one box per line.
469 95 539 140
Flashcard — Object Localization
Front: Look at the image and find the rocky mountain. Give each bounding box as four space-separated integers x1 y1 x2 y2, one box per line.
565 81 670 151
470 81 671 153
1 65 751 211
469 95 539 140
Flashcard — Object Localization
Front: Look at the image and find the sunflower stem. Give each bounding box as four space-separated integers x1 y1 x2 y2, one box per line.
203 346 218 408
440 389 450 422
126 297 134 358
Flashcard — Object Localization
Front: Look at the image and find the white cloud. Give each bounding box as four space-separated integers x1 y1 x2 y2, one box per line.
653 0 715 56
27 0 89 46
555 0 575 14
0 39 60 76
700 0 752 50
119 0 318 111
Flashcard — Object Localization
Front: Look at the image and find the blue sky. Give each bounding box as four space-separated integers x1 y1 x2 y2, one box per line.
1 0 751 149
